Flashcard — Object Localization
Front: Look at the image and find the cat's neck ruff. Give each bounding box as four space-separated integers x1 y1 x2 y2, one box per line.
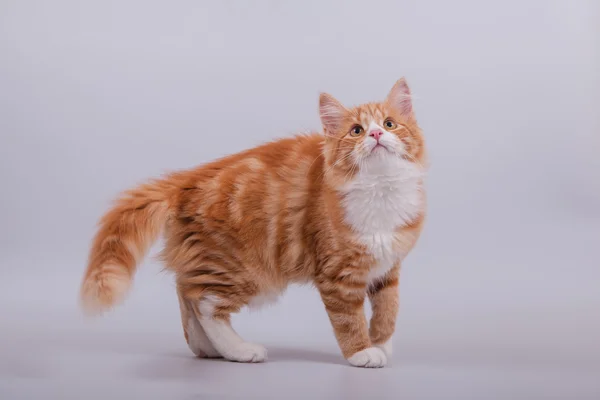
340 156 425 235
339 156 425 283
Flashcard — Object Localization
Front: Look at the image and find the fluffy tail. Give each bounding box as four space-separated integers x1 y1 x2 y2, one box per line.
80 177 177 315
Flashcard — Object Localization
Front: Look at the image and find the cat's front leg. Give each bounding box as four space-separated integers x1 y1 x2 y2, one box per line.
317 276 387 368
367 264 400 359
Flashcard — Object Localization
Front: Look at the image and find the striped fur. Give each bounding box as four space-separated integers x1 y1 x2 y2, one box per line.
80 78 427 368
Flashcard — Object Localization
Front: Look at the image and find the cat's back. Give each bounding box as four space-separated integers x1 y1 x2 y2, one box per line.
172 134 321 229
185 133 323 185
164 133 327 279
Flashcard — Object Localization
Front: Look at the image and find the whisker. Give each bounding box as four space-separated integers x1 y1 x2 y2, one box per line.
319 151 356 180
402 152 425 170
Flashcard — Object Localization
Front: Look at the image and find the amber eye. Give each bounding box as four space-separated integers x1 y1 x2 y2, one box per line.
350 125 364 137
384 120 397 129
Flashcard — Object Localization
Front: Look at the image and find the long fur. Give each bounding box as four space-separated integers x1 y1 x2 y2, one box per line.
79 77 427 368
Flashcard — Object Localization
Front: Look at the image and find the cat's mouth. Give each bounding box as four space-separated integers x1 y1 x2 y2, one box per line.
370 143 390 154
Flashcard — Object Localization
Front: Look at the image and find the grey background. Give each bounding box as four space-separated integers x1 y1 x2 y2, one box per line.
1 0 599 399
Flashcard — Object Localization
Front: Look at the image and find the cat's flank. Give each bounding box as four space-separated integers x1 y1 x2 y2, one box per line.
80 78 427 368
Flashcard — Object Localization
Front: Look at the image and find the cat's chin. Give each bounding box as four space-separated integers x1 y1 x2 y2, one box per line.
363 148 401 165
368 143 391 155
356 153 417 177
362 149 393 166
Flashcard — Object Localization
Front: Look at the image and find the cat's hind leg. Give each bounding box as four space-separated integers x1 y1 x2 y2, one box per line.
193 294 267 363
177 287 221 358
175 256 268 363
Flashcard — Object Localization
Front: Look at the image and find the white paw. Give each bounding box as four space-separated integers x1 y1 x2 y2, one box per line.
225 342 267 363
347 347 387 368
376 340 393 359
186 318 221 358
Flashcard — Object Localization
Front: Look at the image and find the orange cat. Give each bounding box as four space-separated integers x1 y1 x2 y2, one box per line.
80 78 427 368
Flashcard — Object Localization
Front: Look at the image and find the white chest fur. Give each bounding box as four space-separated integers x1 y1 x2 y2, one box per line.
340 159 424 283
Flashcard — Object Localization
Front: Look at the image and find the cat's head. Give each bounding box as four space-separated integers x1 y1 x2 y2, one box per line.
319 78 425 180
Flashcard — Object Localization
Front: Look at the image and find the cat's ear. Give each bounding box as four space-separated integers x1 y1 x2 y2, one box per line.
386 77 413 118
319 93 348 136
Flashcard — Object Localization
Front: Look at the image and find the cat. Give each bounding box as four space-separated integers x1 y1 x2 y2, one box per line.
80 77 427 368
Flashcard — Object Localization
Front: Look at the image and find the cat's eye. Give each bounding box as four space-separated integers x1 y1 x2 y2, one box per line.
349 125 364 137
384 119 397 129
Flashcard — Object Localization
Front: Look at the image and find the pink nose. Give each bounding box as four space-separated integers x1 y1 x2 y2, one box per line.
369 130 383 141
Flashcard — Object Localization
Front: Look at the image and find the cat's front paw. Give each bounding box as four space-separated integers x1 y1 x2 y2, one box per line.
347 347 387 368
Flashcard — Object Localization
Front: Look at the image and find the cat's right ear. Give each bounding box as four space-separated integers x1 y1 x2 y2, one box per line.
319 93 347 136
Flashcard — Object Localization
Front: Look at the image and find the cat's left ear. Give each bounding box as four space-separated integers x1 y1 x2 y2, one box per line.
386 77 413 119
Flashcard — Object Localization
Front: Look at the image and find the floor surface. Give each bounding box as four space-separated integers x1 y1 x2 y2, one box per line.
1 237 599 400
